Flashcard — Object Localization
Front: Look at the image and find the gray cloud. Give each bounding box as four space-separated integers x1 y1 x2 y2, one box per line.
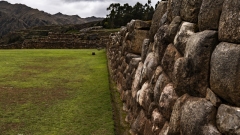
6 0 159 18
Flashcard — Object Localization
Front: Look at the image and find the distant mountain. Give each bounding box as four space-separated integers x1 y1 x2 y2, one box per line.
0 1 104 36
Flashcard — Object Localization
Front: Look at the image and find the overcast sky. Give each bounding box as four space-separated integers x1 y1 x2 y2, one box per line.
4 0 160 18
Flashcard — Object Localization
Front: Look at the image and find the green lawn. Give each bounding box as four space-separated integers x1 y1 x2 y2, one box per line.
0 49 114 135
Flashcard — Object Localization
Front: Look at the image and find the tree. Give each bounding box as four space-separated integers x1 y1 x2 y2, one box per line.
103 0 156 28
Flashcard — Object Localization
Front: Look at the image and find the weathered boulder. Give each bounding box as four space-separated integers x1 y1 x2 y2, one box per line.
125 53 140 64
127 20 135 33
184 30 218 97
162 44 182 81
168 94 190 135
210 42 240 106
167 0 182 22
144 120 154 135
126 29 149 54
131 110 147 134
172 57 190 96
166 16 182 42
149 1 168 42
217 104 240 135
134 20 151 30
151 108 166 134
132 62 143 98
180 0 202 23
206 88 222 107
137 81 152 111
154 72 170 103
150 66 163 86
159 122 169 135
174 22 198 55
153 25 169 62
141 39 150 62
142 52 159 81
198 0 224 31
159 83 178 120
180 97 218 135
219 0 240 43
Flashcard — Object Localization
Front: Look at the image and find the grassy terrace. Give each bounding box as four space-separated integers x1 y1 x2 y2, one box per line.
0 49 114 135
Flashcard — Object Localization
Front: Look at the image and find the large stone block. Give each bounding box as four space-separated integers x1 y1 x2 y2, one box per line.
198 0 224 31
159 83 178 120
153 25 169 62
130 110 147 134
151 108 166 134
134 20 151 30
184 30 218 97
153 72 170 103
162 44 182 81
168 94 190 135
167 0 182 22
180 0 202 23
141 39 150 62
219 0 240 43
149 1 168 42
137 81 152 111
174 22 197 55
166 16 182 42
210 42 240 106
142 52 159 81
217 104 240 135
168 94 220 135
132 62 143 98
126 29 149 54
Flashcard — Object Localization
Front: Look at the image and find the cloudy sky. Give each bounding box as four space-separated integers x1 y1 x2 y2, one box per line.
5 0 160 18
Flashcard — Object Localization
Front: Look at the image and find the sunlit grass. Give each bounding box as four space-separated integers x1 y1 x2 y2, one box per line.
0 49 114 135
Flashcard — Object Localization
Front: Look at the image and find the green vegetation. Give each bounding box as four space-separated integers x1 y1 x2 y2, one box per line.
0 49 114 135
102 0 159 28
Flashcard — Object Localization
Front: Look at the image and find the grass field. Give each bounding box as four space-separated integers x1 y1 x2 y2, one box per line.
0 49 114 135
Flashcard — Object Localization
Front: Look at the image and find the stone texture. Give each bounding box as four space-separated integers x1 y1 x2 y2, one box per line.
127 20 136 33
153 25 169 62
141 39 150 62
159 83 178 120
131 110 147 134
125 53 140 64
174 22 198 55
149 1 168 42
172 57 190 96
166 16 182 42
168 94 190 135
219 0 240 43
217 104 240 135
180 97 217 135
161 44 182 81
126 29 149 54
132 62 143 98
210 42 240 106
167 0 182 22
144 120 154 135
206 88 222 107
142 52 159 82
150 66 163 86
159 122 169 135
137 81 151 111
134 20 151 30
180 0 203 23
151 108 166 134
198 0 224 31
184 30 218 97
153 72 170 103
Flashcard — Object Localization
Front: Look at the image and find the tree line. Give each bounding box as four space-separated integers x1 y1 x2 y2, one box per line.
102 0 159 28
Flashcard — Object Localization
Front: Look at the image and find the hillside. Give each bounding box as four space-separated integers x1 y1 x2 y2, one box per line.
0 1 103 36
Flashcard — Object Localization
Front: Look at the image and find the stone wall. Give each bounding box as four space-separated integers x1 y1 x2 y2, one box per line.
107 0 240 134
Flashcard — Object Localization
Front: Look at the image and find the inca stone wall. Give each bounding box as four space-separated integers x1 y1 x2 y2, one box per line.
107 0 240 134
